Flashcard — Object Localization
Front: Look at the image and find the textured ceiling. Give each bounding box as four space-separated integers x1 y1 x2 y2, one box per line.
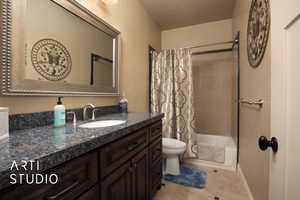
140 0 236 30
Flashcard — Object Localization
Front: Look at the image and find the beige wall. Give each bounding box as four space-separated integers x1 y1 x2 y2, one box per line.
161 19 233 49
232 1 271 200
193 52 234 137
0 0 161 114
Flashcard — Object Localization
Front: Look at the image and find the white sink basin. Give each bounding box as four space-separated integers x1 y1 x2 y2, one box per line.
79 120 126 128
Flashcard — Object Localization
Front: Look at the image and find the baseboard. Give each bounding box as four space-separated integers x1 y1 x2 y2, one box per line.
238 164 255 200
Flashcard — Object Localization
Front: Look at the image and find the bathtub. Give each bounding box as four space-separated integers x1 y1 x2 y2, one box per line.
185 134 237 170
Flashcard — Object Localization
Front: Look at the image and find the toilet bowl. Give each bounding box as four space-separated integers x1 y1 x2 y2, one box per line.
162 138 186 175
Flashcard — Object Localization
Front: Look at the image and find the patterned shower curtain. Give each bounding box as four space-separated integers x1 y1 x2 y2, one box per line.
151 48 196 157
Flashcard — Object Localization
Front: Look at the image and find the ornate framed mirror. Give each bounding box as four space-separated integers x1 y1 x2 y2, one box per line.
1 0 120 96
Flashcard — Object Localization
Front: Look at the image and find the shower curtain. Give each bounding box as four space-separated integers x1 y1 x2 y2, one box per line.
151 48 196 157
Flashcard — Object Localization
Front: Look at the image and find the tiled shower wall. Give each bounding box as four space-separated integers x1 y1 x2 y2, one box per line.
193 52 234 137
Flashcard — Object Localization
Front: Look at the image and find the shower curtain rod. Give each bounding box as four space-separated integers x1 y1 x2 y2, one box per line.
192 48 233 56
187 40 236 49
152 39 238 53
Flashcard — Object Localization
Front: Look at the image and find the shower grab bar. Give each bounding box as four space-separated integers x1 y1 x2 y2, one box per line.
239 99 264 108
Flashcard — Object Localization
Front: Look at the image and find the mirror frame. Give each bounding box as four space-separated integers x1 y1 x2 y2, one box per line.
1 0 121 96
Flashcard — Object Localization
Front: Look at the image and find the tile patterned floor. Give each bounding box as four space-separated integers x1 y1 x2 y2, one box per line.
155 163 250 200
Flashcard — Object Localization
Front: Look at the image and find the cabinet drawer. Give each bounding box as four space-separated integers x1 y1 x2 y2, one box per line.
149 121 162 141
149 159 162 198
77 185 99 200
100 128 148 178
149 137 162 165
1 152 98 200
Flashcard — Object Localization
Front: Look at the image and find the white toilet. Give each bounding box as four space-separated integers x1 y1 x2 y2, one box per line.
162 138 186 175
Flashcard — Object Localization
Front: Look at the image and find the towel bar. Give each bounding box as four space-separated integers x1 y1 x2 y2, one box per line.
239 99 264 108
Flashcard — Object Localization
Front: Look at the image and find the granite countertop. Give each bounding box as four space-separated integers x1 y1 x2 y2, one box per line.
0 112 164 190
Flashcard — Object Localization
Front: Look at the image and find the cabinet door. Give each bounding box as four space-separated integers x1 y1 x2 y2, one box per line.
149 159 162 198
77 185 99 200
132 149 149 200
101 161 133 200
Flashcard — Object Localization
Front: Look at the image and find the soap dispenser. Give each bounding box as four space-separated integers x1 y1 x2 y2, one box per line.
119 93 128 113
54 97 66 127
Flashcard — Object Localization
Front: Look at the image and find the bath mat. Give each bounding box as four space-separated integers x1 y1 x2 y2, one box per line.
164 166 207 189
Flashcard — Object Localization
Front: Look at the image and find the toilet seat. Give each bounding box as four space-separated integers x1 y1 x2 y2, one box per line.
163 138 186 149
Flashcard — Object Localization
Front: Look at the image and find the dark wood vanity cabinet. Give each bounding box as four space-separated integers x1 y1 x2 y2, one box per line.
99 128 148 179
0 120 162 200
101 150 149 200
100 121 162 200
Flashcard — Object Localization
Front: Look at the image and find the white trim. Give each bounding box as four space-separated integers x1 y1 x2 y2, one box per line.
238 164 254 200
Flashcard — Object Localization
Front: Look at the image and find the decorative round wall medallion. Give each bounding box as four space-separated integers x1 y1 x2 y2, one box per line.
31 39 72 81
247 0 270 68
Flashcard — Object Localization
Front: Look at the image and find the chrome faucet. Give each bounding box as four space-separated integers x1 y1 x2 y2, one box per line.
67 111 77 125
92 109 101 121
83 104 95 121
